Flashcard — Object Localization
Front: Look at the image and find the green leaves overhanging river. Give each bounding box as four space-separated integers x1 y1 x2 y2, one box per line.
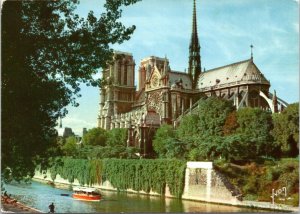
48 158 186 198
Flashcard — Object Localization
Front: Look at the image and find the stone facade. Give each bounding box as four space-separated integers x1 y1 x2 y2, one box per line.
97 0 287 155
98 51 136 130
98 54 201 155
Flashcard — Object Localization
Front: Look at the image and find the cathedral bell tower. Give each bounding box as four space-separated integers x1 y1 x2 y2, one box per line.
98 51 136 130
188 0 202 89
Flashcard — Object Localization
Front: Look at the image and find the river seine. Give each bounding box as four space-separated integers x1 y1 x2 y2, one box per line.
4 181 264 213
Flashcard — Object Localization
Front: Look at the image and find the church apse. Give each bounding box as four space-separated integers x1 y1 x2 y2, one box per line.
98 0 287 156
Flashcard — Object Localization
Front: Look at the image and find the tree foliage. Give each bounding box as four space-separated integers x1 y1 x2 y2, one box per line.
75 127 138 159
215 158 299 206
153 124 188 159
235 107 275 159
153 124 175 157
61 136 78 156
223 111 238 136
167 97 284 162
2 0 139 181
195 97 235 137
81 145 138 159
176 114 199 147
49 157 103 185
106 128 128 147
272 103 299 157
49 157 186 198
83 128 108 146
176 97 235 160
103 159 186 197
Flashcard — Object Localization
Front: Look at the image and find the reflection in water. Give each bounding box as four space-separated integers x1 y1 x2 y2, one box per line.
4 181 264 213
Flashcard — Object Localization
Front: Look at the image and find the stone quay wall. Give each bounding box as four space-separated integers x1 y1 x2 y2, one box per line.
33 161 297 212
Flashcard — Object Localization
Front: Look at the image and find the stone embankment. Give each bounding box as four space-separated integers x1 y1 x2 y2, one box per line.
33 161 299 212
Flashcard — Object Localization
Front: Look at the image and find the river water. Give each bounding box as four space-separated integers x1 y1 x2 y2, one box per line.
4 181 264 213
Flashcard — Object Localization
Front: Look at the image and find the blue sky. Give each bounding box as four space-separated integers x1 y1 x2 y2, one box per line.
59 0 299 136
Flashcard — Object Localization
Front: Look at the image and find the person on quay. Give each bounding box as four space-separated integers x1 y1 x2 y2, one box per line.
49 202 55 213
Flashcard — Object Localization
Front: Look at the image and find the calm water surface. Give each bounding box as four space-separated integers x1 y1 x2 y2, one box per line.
4 181 264 213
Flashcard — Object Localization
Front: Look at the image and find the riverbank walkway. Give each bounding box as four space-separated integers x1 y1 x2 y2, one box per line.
1 195 42 213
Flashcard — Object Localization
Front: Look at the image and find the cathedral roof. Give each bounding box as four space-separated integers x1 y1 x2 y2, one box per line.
169 71 192 89
198 59 270 90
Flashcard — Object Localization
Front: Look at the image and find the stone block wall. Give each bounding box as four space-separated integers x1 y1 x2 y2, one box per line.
182 162 241 205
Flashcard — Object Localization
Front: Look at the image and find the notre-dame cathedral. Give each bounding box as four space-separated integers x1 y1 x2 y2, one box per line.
98 0 287 156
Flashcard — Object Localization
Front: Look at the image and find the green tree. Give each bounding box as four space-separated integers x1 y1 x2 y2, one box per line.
2 0 139 181
177 97 235 160
77 128 138 159
152 124 187 159
188 135 224 161
105 128 139 159
83 128 108 146
164 139 188 159
106 128 128 147
235 107 275 159
153 124 175 157
176 114 199 148
272 103 299 157
220 134 256 161
196 97 235 137
61 136 78 156
223 111 239 136
76 145 94 159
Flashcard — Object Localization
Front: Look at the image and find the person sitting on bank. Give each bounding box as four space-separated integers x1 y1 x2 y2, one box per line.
49 202 55 213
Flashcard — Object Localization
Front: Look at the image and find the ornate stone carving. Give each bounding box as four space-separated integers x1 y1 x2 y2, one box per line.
151 74 159 88
147 91 163 113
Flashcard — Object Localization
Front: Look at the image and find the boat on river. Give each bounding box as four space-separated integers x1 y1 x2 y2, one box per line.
72 187 101 201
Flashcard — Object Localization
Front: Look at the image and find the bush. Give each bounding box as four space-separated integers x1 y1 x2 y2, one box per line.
214 158 299 206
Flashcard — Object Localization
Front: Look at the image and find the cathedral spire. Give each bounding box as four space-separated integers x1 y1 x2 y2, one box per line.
188 0 201 89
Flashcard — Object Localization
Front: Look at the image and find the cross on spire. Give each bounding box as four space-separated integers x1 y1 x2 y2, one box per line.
250 44 254 59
